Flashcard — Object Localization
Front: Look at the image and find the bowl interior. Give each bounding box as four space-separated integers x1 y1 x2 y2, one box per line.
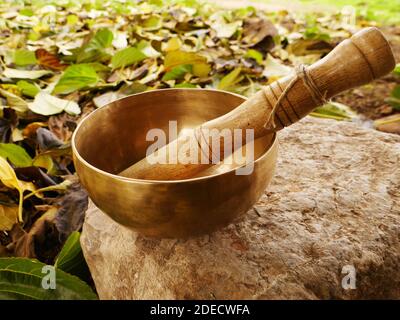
74 89 274 177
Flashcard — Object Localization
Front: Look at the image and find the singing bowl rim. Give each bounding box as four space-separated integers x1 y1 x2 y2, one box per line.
71 88 277 184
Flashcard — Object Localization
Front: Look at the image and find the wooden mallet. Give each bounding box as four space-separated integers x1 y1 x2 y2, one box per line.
119 27 396 180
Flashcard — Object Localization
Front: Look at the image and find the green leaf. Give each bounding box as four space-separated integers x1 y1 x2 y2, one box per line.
304 25 331 41
387 85 400 110
66 14 79 25
394 64 400 76
218 67 242 90
387 97 400 110
143 15 162 30
391 85 400 99
162 64 192 81
55 232 90 281
19 8 34 16
76 28 113 63
311 101 357 121
244 49 263 64
0 143 32 167
55 232 81 271
164 50 210 78
165 50 205 69
111 47 147 69
13 50 37 66
16 80 40 98
29 92 81 116
90 28 114 50
2 68 52 80
0 257 97 300
174 82 197 88
86 62 110 72
53 64 99 94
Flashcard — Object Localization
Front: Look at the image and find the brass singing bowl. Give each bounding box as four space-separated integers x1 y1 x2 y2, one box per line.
72 89 278 238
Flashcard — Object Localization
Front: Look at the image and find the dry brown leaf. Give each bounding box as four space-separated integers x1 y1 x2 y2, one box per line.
0 204 19 231
35 48 68 71
242 17 278 46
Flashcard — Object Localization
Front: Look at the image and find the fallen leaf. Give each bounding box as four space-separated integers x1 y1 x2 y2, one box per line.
143 15 163 30
287 39 333 56
13 207 59 261
11 128 24 142
29 92 81 116
36 128 64 151
137 40 161 58
0 88 29 113
311 101 357 120
0 143 32 167
211 20 242 38
2 68 52 79
111 47 147 69
0 109 18 143
387 85 400 110
394 63 400 76
374 114 400 134
163 37 182 52
16 80 40 98
15 166 61 187
164 50 210 77
92 91 124 108
0 156 35 222
244 49 263 64
35 48 68 71
55 181 88 241
218 67 243 90
53 64 99 95
112 32 128 49
162 64 192 81
0 204 19 231
48 113 76 142
32 154 54 173
262 54 293 80
242 17 278 45
13 49 37 66
76 28 113 63
22 122 47 138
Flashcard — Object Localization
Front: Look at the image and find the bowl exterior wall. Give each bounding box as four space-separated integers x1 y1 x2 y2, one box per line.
73 89 278 238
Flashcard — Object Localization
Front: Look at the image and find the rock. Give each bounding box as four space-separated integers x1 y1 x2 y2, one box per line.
81 117 400 299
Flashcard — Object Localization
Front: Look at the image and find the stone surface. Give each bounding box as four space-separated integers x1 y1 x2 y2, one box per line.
81 117 400 299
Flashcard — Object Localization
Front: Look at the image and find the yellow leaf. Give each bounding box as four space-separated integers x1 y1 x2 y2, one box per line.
33 154 54 173
218 67 242 90
164 50 209 71
164 38 182 52
192 63 211 78
0 156 20 190
0 204 18 231
0 156 35 222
